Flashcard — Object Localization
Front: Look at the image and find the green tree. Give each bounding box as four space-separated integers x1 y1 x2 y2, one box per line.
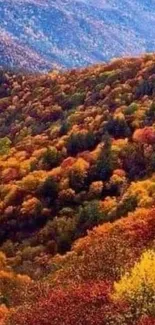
95 134 116 181
41 147 61 170
67 131 95 155
0 137 11 156
37 176 58 203
77 200 105 236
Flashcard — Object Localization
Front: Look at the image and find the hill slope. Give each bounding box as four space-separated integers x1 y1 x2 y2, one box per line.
1 0 155 71
0 54 154 324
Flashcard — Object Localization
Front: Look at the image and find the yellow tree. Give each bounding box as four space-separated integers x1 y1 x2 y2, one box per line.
113 250 155 318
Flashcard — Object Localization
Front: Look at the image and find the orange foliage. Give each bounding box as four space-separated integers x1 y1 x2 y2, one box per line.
133 127 155 144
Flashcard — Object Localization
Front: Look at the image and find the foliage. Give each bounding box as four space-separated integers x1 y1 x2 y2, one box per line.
0 137 11 156
0 55 155 325
113 250 155 318
41 147 61 169
94 134 116 181
67 131 95 155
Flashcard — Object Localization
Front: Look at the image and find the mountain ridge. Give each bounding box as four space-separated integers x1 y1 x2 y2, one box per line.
1 0 155 71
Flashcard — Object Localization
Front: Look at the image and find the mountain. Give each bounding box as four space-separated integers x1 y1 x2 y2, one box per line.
1 0 155 71
0 54 155 324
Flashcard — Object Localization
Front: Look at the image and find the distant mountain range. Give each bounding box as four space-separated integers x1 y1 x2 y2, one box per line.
1 0 155 71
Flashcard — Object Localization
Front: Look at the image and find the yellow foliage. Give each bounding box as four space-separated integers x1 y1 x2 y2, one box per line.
18 171 46 191
3 185 20 206
32 148 47 159
49 166 62 179
114 112 125 121
109 173 126 186
100 197 117 214
125 178 155 208
112 138 128 153
113 250 155 314
72 158 89 172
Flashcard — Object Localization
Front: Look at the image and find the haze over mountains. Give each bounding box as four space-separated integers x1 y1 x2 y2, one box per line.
1 0 155 71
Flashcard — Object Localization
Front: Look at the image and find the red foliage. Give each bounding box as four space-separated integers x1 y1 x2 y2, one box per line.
133 127 155 144
137 316 155 325
8 281 114 325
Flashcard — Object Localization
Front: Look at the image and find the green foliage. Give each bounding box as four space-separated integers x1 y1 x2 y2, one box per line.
69 92 85 107
146 102 155 120
0 137 11 155
52 216 76 253
69 169 87 193
97 69 120 85
135 80 154 98
77 200 105 234
95 82 106 91
59 120 71 135
117 195 138 217
95 134 117 181
120 143 146 180
148 151 155 174
41 147 61 169
106 117 131 138
125 103 138 115
67 131 96 155
37 176 58 201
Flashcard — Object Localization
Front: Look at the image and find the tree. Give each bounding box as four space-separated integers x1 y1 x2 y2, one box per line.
106 115 131 138
77 200 105 236
146 102 155 121
95 134 117 181
67 131 95 155
66 158 89 192
0 137 11 156
41 147 61 170
37 176 58 202
113 250 155 319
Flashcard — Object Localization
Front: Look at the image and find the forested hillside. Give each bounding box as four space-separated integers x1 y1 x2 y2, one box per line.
0 54 154 324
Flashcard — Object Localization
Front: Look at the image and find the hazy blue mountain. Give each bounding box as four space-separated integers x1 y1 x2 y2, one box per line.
0 0 155 71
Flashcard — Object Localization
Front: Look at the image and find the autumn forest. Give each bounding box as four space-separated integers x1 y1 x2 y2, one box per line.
0 55 154 324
